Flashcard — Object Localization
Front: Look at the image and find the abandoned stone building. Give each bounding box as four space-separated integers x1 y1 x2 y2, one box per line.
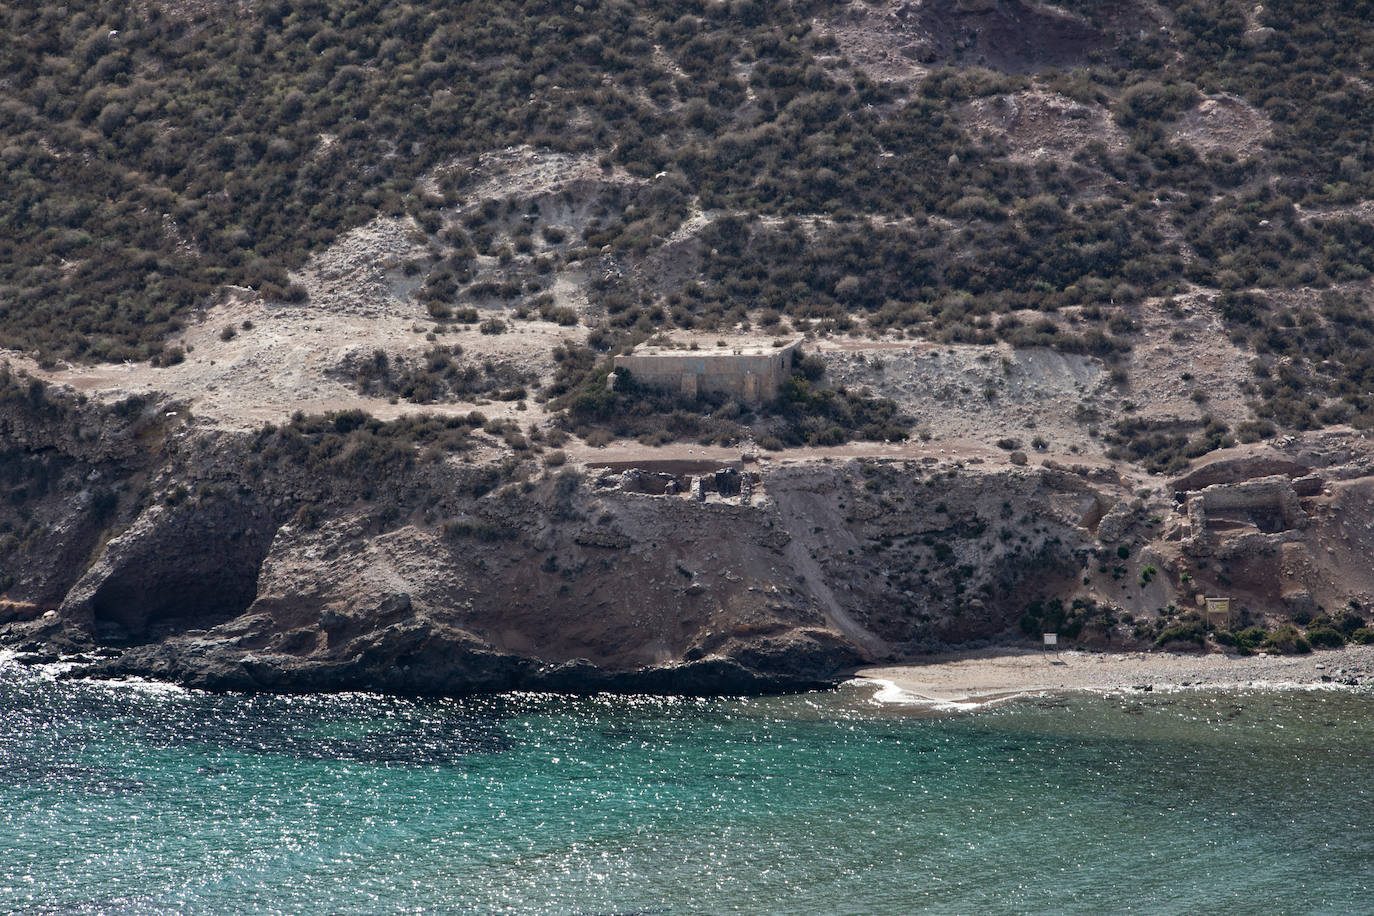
611 336 802 404
1180 473 1315 556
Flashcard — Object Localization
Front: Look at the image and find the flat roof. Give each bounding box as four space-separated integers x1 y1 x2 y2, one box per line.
624 335 803 358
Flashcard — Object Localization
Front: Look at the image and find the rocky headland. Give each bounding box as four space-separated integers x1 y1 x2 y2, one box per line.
5 367 1373 697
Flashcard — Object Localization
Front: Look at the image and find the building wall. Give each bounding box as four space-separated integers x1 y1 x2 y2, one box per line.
1182 474 1307 555
613 340 800 403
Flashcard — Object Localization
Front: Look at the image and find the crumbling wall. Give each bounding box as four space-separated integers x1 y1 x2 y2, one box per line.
1183 474 1307 555
1171 456 1310 492
592 465 761 504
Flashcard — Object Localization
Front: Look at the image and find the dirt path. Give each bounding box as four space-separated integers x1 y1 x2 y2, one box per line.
1 141 1269 486
770 479 892 662
565 436 1125 475
783 531 889 662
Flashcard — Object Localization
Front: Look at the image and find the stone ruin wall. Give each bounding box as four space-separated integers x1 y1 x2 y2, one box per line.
594 467 761 505
1182 474 1309 555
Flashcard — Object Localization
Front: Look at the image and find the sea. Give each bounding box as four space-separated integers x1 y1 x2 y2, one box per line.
2 655 1371 915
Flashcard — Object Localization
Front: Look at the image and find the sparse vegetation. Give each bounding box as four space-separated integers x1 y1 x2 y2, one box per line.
249 408 508 481
1260 625 1312 655
342 346 533 404
6 0 1374 683
1104 417 1234 474
2 0 1372 422
548 348 910 448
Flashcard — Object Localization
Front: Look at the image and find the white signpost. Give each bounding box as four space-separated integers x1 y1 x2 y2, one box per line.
1043 633 1058 648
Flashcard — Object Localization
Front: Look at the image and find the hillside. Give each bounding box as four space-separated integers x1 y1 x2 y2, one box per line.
3 0 1374 692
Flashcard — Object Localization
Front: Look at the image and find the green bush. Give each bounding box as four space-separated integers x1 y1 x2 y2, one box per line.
549 349 908 448
1261 625 1312 655
346 345 533 404
1155 622 1205 648
1020 598 1084 640
1304 627 1346 649
1104 417 1234 474
1233 626 1270 653
1113 81 1200 128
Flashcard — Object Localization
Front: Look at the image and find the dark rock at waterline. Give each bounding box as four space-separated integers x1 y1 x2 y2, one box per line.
61 630 859 698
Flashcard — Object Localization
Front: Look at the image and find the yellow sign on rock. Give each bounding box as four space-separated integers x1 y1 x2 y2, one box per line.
1204 597 1232 619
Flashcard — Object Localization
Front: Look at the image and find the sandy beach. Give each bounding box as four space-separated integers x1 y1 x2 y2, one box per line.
854 645 1374 708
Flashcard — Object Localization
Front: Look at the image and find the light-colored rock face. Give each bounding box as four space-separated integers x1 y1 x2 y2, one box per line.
1171 95 1273 160
816 341 1108 453
958 91 1128 161
1183 474 1309 555
1196 475 1305 518
1095 500 1137 547
1172 455 1312 491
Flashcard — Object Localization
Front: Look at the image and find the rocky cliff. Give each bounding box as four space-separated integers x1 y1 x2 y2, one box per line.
2 377 864 694
4 372 1374 695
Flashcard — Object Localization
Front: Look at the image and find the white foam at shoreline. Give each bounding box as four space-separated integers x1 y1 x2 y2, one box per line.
854 677 1045 712
864 678 923 704
0 650 84 679
87 676 190 696
854 674 1363 714
1 651 192 694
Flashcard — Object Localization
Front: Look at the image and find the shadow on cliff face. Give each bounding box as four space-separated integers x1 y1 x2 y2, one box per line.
905 0 1116 72
67 497 279 646
88 558 262 645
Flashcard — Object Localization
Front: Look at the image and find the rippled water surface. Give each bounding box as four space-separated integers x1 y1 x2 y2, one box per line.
3 660 1372 914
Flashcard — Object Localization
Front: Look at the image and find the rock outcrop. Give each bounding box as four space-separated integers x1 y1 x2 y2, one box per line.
5 381 1374 695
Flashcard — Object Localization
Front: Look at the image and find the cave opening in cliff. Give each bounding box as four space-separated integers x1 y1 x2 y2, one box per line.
86 523 275 646
89 567 263 646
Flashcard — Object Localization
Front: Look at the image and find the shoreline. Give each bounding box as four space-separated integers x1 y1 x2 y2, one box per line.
853 645 1374 709
7 644 1374 706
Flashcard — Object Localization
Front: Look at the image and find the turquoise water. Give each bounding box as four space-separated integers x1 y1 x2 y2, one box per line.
2 660 1372 915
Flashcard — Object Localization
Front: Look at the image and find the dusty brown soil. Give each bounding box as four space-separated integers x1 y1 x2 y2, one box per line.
958 90 1127 161
3 136 1365 638
1171 94 1272 159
